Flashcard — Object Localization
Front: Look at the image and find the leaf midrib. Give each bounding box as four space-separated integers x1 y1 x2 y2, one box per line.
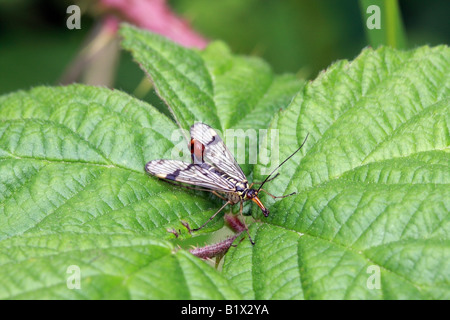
132 36 221 131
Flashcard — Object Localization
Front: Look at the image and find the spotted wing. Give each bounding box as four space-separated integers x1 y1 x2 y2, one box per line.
190 122 246 181
145 159 236 192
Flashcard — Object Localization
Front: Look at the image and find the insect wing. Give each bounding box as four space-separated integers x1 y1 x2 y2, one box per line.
145 160 236 192
190 122 246 181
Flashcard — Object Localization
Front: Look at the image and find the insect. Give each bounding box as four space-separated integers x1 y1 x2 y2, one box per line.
145 122 309 242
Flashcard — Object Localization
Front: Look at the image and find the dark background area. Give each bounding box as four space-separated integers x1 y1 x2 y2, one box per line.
0 0 448 99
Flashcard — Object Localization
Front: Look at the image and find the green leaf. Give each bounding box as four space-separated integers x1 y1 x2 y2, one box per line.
120 24 303 176
1 24 448 300
119 23 304 132
0 25 305 298
0 84 227 239
0 84 242 299
0 233 240 299
224 45 450 299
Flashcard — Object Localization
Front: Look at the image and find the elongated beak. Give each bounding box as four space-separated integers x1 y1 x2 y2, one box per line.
252 196 269 217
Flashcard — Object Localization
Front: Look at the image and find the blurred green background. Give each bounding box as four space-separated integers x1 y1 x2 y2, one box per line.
0 0 448 100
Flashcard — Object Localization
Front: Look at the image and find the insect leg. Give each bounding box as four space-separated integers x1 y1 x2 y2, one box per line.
187 201 231 232
167 228 180 238
212 191 227 201
259 188 296 199
239 201 255 245
249 173 280 188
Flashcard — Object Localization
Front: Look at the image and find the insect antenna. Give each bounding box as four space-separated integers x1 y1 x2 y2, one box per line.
257 133 309 192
